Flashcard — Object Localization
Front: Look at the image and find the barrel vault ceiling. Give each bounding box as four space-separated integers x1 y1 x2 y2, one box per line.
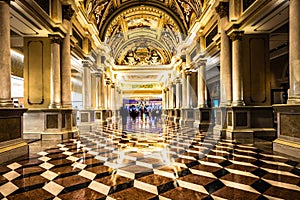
82 0 206 94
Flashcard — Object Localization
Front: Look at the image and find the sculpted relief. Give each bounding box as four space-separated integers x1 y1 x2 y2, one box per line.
117 47 163 66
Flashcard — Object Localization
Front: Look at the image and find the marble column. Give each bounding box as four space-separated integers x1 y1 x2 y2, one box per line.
82 61 91 109
288 0 300 104
198 60 207 108
176 77 181 109
231 31 245 106
49 36 61 108
168 84 172 108
182 72 187 108
61 5 74 108
91 73 97 109
165 88 169 109
0 0 13 107
162 89 166 109
116 87 121 109
186 71 192 108
106 79 111 109
111 83 115 110
101 74 106 109
172 83 176 108
119 88 124 108
216 2 232 106
96 73 103 109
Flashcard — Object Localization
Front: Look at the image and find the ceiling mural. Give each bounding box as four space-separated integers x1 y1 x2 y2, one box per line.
83 0 206 66
85 0 111 27
118 47 163 65
114 37 172 65
84 0 206 38
127 18 157 30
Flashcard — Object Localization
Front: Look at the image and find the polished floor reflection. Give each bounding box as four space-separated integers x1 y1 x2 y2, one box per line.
0 120 300 199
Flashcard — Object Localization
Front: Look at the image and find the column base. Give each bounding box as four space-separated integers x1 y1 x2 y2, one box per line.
182 108 195 127
41 131 77 140
225 129 254 144
219 101 232 107
165 109 175 125
0 108 28 164
0 139 28 165
111 109 119 124
174 109 181 124
61 103 73 109
225 106 275 144
211 106 230 132
273 138 300 161
194 108 213 132
49 103 61 109
23 108 77 140
0 99 13 108
273 104 300 159
287 97 300 105
213 126 227 136
231 100 245 106
161 110 168 123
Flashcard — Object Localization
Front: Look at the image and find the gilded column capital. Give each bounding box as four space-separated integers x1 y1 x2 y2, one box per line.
95 72 103 77
82 60 92 68
196 58 207 68
230 31 244 41
105 79 111 85
49 35 62 44
62 5 75 21
215 2 229 18
185 70 192 76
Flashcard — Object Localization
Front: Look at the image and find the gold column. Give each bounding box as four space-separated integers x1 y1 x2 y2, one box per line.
49 36 61 108
197 60 207 108
82 60 91 109
0 0 13 107
175 77 181 109
182 71 187 108
186 71 192 108
61 5 74 108
216 2 232 106
288 0 300 104
231 31 245 106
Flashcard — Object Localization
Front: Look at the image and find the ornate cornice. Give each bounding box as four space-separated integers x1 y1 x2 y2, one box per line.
63 5 75 21
215 2 229 19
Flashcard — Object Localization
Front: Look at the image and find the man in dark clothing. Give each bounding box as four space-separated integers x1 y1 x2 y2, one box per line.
120 106 128 127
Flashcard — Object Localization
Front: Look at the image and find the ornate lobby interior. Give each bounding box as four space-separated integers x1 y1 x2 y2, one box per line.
0 0 300 199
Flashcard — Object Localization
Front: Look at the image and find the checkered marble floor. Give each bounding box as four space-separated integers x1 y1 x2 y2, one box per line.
1 121 300 200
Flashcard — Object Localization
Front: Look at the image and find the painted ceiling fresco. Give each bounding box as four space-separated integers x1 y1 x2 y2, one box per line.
83 0 206 66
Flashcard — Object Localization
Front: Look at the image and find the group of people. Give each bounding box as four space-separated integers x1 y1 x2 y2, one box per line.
120 104 162 126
